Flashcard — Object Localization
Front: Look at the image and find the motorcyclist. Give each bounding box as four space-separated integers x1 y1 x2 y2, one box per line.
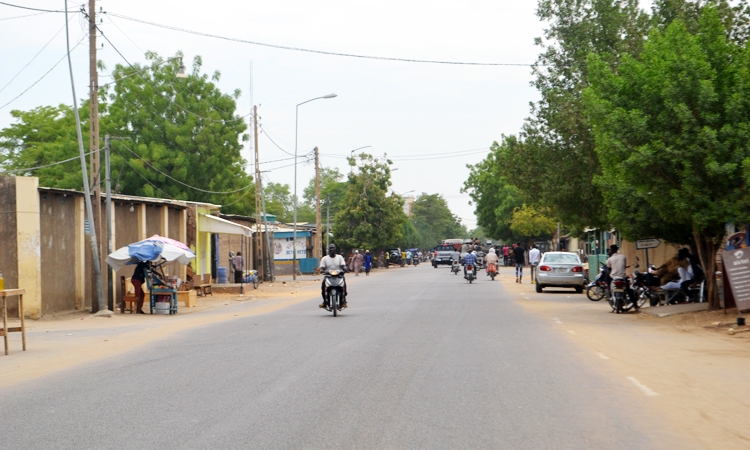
606 244 636 310
450 247 461 273
319 244 348 309
463 249 477 279
485 247 499 276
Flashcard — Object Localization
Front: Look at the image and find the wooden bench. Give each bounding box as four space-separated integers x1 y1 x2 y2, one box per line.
656 280 705 305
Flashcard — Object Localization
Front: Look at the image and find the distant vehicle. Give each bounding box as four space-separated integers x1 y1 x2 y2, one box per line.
535 252 586 293
385 248 404 267
433 244 457 267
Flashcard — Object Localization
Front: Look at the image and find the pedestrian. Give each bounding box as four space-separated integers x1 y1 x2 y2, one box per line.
228 251 235 283
528 244 541 283
502 245 510 267
352 250 364 276
364 250 373 275
131 260 149 314
513 243 525 283
233 251 244 283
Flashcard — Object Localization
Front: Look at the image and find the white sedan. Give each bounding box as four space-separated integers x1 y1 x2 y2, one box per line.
535 252 586 293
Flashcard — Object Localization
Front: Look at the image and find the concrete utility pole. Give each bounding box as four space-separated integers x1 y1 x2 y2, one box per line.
253 105 264 279
326 194 330 249
314 147 322 261
88 0 105 313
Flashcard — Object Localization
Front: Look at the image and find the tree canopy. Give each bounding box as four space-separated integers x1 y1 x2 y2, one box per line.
411 193 466 249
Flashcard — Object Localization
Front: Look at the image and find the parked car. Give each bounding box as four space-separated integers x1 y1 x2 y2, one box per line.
385 248 404 267
535 252 586 293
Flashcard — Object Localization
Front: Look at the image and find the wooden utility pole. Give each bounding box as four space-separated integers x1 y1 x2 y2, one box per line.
253 105 264 279
314 147 322 260
88 0 103 312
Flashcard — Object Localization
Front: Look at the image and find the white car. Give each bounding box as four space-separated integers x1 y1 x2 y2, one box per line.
535 252 585 293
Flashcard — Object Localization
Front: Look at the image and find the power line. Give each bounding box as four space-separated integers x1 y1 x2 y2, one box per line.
258 123 295 156
0 10 48 20
106 11 534 67
117 142 254 195
95 23 253 124
0 34 86 110
0 149 98 174
0 1 66 13
320 147 489 161
0 17 72 95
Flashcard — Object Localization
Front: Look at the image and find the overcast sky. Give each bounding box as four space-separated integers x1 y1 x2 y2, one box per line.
1 0 546 231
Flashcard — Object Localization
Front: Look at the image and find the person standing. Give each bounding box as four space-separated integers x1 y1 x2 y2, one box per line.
352 250 364 276
228 251 235 283
513 243 526 283
131 260 149 314
232 251 244 283
528 244 541 283
364 250 373 275
502 245 510 267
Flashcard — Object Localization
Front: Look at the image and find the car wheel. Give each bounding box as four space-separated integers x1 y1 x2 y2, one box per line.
536 283 543 293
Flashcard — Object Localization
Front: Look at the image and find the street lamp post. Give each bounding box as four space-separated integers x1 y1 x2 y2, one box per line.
293 93 337 281
349 145 372 175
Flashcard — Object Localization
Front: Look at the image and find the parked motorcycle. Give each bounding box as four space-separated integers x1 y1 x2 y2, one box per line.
465 264 476 283
486 262 497 281
631 262 660 307
586 263 611 301
451 259 461 275
323 269 346 317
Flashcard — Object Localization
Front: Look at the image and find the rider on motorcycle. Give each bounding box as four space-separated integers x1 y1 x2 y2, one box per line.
463 249 477 279
485 247 499 276
606 244 637 310
319 244 348 309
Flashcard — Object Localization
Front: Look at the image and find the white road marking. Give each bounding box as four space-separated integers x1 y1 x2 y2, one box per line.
552 318 563 324
626 377 658 396
567 330 577 335
597 352 610 360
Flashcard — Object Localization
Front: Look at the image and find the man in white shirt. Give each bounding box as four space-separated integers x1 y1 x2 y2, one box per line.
320 244 348 308
528 245 541 283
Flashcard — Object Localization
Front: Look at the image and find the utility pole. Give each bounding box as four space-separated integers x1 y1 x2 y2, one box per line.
105 135 113 311
253 105 264 280
326 194 330 248
88 0 103 312
314 147 322 261
259 178 275 282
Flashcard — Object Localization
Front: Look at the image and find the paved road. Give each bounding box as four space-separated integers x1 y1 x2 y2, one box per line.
0 265 686 449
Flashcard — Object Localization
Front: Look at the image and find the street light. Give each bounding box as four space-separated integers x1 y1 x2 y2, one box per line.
293 93 337 281
349 145 372 175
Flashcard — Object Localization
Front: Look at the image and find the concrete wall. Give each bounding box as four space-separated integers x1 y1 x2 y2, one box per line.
39 191 77 315
145 204 161 238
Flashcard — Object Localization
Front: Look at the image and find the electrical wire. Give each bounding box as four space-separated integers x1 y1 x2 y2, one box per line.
258 124 295 156
0 35 86 110
0 1 66 13
117 142 254 195
320 147 489 161
105 14 145 55
96 23 252 124
106 11 534 67
0 17 72 95
0 10 49 20
112 145 174 199
0 149 97 174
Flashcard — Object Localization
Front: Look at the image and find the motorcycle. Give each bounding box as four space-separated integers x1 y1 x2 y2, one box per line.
323 269 346 317
451 259 461 275
486 262 497 281
465 264 476 283
631 262 660 307
586 263 611 301
475 251 486 270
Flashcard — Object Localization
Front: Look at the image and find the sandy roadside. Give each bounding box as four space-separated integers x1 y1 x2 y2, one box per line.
495 266 750 449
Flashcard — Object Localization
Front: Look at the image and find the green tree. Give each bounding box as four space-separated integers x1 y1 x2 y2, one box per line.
397 219 421 249
411 193 465 249
510 205 557 240
463 138 526 241
584 7 750 308
302 166 347 225
332 153 405 250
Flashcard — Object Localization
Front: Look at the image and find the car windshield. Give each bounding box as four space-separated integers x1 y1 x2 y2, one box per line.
436 245 454 251
544 253 580 264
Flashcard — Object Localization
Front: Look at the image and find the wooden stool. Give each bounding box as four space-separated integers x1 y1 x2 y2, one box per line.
0 289 27 355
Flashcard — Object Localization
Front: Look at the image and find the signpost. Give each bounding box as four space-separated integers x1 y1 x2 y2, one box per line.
721 248 750 313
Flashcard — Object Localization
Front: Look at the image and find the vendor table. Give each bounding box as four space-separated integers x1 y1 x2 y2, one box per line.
0 289 26 355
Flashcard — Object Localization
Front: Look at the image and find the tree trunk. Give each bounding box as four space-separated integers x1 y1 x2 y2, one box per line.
692 228 721 310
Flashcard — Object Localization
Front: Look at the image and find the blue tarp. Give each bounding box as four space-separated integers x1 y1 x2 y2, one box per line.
127 241 164 264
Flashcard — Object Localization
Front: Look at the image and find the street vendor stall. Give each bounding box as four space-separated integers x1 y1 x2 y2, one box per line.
106 235 195 315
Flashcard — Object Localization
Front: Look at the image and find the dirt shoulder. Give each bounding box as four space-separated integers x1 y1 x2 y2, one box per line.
0 275 329 388
496 266 750 449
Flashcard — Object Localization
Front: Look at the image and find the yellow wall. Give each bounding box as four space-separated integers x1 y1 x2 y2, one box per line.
15 177 42 318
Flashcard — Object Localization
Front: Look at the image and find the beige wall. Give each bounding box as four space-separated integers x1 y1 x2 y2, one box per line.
15 177 42 318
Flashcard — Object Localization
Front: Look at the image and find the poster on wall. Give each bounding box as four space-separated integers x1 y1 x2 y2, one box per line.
273 237 307 260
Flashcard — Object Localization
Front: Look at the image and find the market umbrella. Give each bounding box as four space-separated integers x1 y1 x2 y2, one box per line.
106 235 195 272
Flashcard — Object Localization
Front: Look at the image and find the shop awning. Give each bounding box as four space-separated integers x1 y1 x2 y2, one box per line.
199 214 252 237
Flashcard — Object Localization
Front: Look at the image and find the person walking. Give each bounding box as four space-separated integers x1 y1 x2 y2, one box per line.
228 251 235 283
352 250 364 276
364 250 373 275
502 245 510 267
513 243 526 283
232 251 244 283
528 244 541 283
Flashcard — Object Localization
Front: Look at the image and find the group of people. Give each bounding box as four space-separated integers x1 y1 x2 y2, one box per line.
346 250 373 276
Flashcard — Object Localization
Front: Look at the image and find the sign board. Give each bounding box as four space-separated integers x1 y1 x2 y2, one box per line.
273 237 307 260
636 239 661 250
721 248 750 313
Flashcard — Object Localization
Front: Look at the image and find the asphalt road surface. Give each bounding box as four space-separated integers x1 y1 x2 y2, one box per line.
0 265 688 449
